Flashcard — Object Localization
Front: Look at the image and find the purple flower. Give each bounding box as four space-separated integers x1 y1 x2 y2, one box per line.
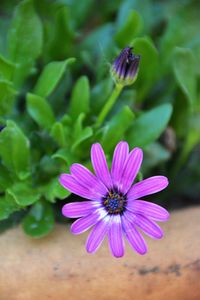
111 47 141 86
59 141 169 258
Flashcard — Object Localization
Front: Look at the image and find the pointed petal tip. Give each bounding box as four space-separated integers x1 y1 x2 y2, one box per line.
128 200 170 222
86 246 93 254
86 242 104 255
111 141 129 186
86 216 110 254
91 142 101 149
70 163 79 173
158 233 163 239
122 215 148 255
90 143 102 157
120 146 143 194
112 252 125 258
116 140 129 147
86 245 95 254
131 147 143 161
138 247 147 255
128 175 169 200
133 146 142 151
91 142 112 188
59 173 72 184
158 175 169 188
134 214 164 240
134 147 143 156
108 215 125 258
71 209 107 235
59 174 70 189
161 209 170 221
70 162 107 197
166 211 170 220
164 176 169 187
61 204 69 217
70 224 80 235
59 173 65 184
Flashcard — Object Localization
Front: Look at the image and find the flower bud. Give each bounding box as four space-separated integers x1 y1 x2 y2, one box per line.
111 47 141 86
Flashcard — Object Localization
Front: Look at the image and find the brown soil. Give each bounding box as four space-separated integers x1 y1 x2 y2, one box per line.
0 207 200 300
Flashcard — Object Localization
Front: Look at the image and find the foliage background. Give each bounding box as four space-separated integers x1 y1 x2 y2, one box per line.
0 0 200 237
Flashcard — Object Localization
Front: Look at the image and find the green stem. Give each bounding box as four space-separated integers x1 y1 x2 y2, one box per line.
95 84 123 127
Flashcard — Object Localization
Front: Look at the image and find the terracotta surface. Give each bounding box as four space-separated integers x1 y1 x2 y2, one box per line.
0 207 200 300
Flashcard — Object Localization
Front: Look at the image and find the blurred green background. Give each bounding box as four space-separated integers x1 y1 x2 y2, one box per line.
0 0 200 237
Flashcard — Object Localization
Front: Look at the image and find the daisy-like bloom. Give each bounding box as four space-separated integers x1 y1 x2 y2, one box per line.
111 47 141 86
59 141 169 258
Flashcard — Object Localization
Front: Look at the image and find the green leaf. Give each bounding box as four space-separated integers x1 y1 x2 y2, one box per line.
173 47 197 110
171 94 189 137
68 0 94 27
34 58 75 98
116 0 153 33
38 155 60 178
52 149 74 166
115 10 143 48
69 76 90 121
159 17 185 73
0 54 15 80
73 113 85 138
101 106 135 152
0 80 16 115
170 114 200 176
0 164 13 192
127 104 172 148
8 0 43 87
178 114 200 166
50 122 66 147
7 183 41 206
27 93 55 130
46 6 75 60
187 115 200 151
143 142 171 172
0 120 30 179
22 201 54 238
72 127 93 151
131 37 159 102
71 113 93 151
43 178 70 203
60 113 71 127
0 193 20 221
0 210 26 233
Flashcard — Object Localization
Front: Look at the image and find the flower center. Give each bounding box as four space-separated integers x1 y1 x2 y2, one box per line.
103 190 127 215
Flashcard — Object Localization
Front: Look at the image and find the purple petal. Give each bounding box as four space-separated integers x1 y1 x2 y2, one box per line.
62 201 100 218
133 213 163 239
127 200 170 221
122 213 147 255
59 174 98 200
70 163 107 197
119 59 127 79
71 208 107 235
91 143 112 189
108 215 124 258
128 176 169 200
113 47 129 74
111 141 129 189
125 56 140 80
120 147 143 194
86 215 111 253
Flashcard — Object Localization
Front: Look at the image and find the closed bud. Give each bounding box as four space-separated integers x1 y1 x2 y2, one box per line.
111 47 141 86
